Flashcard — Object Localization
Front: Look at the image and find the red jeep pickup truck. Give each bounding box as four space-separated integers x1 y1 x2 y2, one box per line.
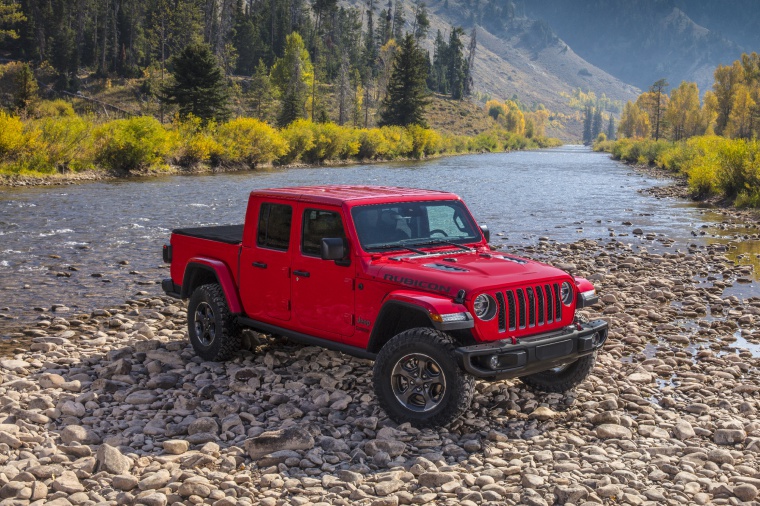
162 185 607 427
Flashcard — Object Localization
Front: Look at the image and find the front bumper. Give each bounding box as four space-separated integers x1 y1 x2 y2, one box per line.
454 319 608 379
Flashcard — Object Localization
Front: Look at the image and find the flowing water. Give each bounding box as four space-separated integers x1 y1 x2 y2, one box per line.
1 145 759 338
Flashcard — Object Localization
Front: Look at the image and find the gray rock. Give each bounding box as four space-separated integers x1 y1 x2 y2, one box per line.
596 424 632 439
244 427 315 460
138 470 171 491
162 439 189 455
60 425 101 445
124 390 159 405
418 472 459 488
112 475 139 491
672 420 695 440
188 417 219 435
734 484 758 502
554 485 588 504
714 429 746 445
51 471 84 494
96 444 132 474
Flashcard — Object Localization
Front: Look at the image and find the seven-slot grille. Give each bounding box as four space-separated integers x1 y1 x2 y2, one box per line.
494 283 563 332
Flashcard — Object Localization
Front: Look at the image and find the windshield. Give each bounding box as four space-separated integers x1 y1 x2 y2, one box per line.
351 200 481 252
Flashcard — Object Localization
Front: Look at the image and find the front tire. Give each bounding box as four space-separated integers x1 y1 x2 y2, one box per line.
373 328 475 428
187 284 240 361
519 352 596 393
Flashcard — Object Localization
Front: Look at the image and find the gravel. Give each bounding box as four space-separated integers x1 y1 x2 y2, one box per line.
1 209 759 505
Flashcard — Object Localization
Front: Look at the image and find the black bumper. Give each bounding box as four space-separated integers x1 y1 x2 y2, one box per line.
454 319 608 379
162 278 182 299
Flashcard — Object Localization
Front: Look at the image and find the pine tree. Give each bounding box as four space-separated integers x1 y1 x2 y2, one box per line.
606 115 615 141
13 63 39 113
412 1 429 40
271 33 313 126
163 43 230 122
379 33 429 126
392 0 406 40
249 59 274 120
337 55 352 125
232 3 261 75
447 27 466 100
363 6 378 73
591 106 603 139
428 30 448 93
582 105 592 144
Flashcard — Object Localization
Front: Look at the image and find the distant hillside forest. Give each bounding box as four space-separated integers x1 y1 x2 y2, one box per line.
0 0 485 128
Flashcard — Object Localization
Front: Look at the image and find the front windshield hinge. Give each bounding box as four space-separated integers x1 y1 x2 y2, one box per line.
453 289 466 305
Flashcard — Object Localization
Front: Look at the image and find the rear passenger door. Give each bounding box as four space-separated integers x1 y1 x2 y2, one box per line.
291 205 355 339
239 201 293 321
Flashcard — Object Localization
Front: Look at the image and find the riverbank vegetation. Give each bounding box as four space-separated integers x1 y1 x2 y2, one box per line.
0 104 560 178
596 52 760 207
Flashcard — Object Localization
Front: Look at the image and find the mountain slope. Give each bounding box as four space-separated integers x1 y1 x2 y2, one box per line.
520 0 749 94
345 0 640 140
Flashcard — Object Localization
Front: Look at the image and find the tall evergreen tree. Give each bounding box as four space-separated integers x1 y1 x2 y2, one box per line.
392 0 405 40
248 59 274 120
412 1 429 40
163 42 230 122
428 29 448 94
591 106 603 139
272 32 313 126
606 115 616 140
231 2 261 75
447 27 466 100
582 105 592 144
363 6 378 73
13 63 38 113
379 33 429 126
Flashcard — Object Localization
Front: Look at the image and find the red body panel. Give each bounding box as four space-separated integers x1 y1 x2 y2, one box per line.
168 186 582 348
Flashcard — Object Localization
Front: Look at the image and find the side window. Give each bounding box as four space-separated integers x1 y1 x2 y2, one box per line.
301 209 346 256
257 203 292 251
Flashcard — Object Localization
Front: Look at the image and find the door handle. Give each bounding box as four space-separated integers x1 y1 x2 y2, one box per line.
252 261 267 269
293 270 310 278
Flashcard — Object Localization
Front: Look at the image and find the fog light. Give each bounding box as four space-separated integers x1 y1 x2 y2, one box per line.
592 332 600 346
489 355 500 369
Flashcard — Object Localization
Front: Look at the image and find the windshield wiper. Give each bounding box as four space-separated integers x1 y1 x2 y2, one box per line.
404 239 475 252
367 243 428 255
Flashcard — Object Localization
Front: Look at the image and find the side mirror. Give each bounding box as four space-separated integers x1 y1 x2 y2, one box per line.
480 224 490 243
321 238 346 260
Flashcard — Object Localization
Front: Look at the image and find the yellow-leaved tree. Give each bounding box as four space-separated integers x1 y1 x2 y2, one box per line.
618 101 650 139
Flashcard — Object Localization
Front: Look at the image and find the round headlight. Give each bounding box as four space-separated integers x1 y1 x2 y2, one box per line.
560 281 574 306
473 294 497 321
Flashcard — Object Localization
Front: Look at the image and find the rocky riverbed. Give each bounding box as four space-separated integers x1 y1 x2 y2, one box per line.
1 235 759 506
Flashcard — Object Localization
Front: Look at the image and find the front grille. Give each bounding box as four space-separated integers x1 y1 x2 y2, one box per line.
497 283 563 333
495 292 506 332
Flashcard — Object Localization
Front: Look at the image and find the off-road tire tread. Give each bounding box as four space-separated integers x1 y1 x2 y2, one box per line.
374 328 475 428
519 352 596 393
187 283 240 361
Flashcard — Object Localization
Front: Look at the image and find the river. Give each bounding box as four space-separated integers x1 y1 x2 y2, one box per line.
1 145 758 337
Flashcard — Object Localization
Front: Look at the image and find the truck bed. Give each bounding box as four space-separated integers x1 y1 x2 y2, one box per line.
173 225 244 245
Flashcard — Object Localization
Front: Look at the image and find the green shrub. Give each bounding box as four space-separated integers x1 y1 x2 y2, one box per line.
94 116 176 173
408 124 442 158
304 122 358 163
214 117 288 167
34 99 76 118
31 115 94 172
357 128 388 159
173 115 220 165
0 111 28 161
280 119 315 163
380 126 413 158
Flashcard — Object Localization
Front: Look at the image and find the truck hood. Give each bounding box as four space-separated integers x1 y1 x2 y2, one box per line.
369 250 572 297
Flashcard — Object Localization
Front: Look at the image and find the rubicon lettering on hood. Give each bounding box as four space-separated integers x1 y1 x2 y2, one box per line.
383 274 451 294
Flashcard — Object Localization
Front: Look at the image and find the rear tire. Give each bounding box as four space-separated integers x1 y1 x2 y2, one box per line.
519 352 596 393
373 328 474 428
187 283 240 361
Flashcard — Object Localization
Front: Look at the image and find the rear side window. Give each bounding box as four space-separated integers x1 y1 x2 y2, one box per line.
301 209 345 256
257 203 292 250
